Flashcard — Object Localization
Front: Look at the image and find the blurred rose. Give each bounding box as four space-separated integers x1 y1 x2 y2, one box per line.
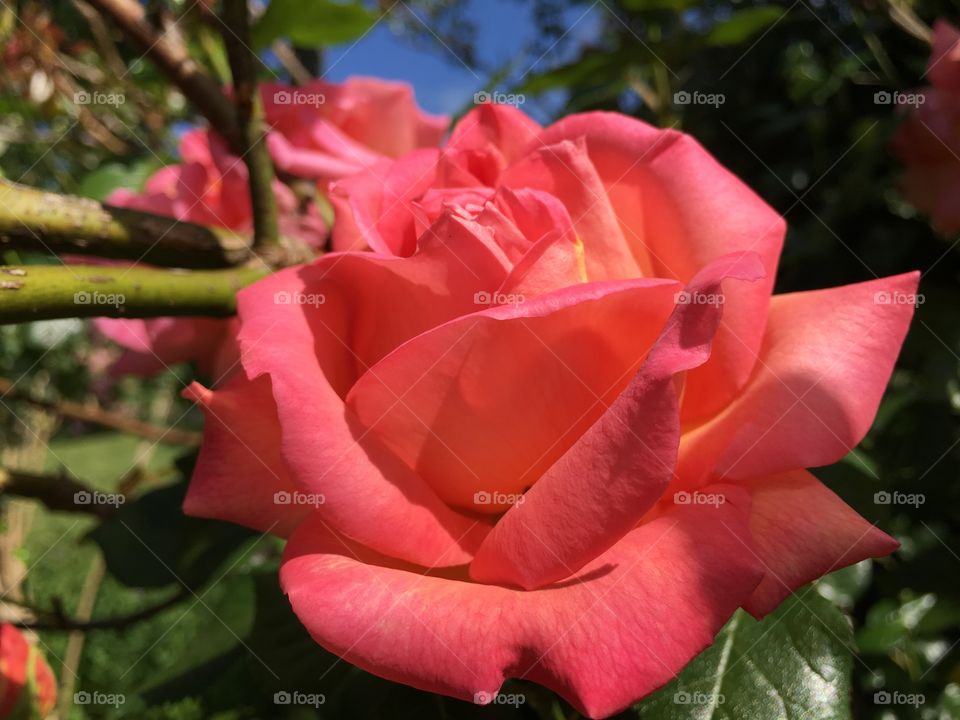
184 106 918 717
96 76 444 380
893 19 960 234
0 624 56 719
262 76 448 182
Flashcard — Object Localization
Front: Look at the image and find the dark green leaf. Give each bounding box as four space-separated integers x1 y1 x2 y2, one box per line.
706 7 785 47
636 592 854 719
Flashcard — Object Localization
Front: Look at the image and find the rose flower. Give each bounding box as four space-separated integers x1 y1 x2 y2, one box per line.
184 105 917 717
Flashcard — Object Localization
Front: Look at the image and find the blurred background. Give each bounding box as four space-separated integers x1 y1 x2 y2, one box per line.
0 0 958 718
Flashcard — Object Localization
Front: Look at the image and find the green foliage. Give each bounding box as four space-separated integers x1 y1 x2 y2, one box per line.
251 0 376 49
636 592 854 719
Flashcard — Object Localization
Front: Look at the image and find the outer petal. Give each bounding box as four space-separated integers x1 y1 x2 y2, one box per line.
346 277 682 510
737 469 899 617
536 112 785 419
470 253 765 589
677 272 920 484
235 266 490 567
183 374 307 537
280 486 764 719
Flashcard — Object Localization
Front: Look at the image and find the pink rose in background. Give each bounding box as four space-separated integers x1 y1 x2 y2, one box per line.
96 76 445 380
184 106 918 717
894 19 960 234
262 76 449 182
0 624 56 719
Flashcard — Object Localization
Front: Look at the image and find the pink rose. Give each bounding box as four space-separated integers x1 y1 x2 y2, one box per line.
262 76 449 182
184 107 917 717
893 19 960 234
0 624 56 719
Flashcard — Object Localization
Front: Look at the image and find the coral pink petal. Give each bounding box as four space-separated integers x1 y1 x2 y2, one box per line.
183 375 307 537
678 272 920 484
537 112 785 420
448 103 541 164
928 20 960 91
346 277 683 510
329 149 440 255
737 469 899 617
502 137 642 282
234 267 490 567
280 485 764 719
470 252 766 589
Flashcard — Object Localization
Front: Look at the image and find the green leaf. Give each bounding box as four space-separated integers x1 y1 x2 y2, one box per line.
76 159 162 201
816 560 873 610
636 591 854 719
89 477 256 589
251 0 376 50
706 7 785 47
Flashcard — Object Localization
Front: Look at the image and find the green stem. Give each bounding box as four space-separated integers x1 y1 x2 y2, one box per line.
0 180 252 268
0 264 265 324
222 0 280 250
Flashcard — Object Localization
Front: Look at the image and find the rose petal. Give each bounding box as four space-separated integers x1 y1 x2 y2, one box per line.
677 272 920 484
737 469 899 617
346 277 683 510
470 252 766 589
536 112 786 420
280 485 764 719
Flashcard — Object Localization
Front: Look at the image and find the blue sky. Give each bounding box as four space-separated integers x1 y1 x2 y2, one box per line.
321 0 603 123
